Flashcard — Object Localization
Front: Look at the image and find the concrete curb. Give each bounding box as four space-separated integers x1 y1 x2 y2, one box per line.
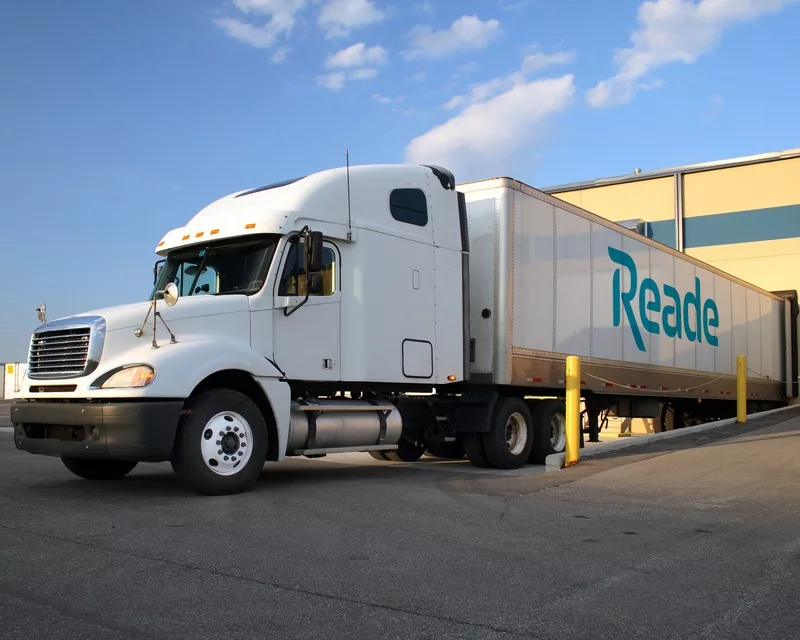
544 405 798 472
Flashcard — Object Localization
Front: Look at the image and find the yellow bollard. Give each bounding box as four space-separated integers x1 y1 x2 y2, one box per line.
737 355 747 423
565 356 581 467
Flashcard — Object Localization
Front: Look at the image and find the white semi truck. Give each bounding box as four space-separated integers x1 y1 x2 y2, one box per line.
10 164 798 494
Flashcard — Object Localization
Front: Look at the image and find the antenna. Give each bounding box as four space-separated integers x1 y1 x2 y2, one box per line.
346 148 353 242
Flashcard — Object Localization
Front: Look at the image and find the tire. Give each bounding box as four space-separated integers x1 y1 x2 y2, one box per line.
463 433 490 468
368 451 392 461
425 441 466 459
481 397 534 469
61 457 138 481
529 400 567 464
170 389 268 496
383 438 426 462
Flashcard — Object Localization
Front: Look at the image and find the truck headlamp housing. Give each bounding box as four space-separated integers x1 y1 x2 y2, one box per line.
93 365 155 389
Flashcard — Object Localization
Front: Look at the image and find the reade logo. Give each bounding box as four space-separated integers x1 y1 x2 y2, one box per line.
609 247 720 353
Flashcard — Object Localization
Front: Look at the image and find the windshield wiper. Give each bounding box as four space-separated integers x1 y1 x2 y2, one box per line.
186 248 210 296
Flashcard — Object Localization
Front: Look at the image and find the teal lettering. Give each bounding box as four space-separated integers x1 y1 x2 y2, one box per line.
683 277 702 343
703 299 719 346
610 248 721 352
608 247 645 352
639 278 661 335
662 285 682 339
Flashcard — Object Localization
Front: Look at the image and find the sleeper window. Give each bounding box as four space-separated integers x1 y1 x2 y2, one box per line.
390 188 428 227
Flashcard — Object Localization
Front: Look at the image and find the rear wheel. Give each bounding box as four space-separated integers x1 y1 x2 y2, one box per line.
171 389 268 495
481 398 534 469
61 457 138 481
383 438 426 462
368 450 392 461
425 441 466 459
530 400 567 464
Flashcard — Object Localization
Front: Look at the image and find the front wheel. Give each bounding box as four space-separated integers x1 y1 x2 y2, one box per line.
171 389 268 495
61 457 138 481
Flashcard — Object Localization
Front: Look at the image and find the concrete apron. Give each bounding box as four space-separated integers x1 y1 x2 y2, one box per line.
546 405 799 472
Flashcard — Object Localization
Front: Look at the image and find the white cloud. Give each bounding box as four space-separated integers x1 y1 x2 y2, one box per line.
232 0 305 14
441 48 575 110
406 74 575 178
413 1 435 15
587 0 797 107
318 0 385 38
325 43 388 68
442 95 467 110
316 68 380 91
373 93 404 103
500 0 528 11
271 46 291 63
521 49 577 73
349 68 378 80
406 71 427 83
214 0 305 51
707 93 725 113
317 71 347 91
403 15 502 60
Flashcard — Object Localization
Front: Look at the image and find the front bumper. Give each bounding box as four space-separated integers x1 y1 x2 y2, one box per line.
10 400 184 462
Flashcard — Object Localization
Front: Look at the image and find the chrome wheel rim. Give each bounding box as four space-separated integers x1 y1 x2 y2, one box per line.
505 412 528 456
200 411 253 476
550 413 566 452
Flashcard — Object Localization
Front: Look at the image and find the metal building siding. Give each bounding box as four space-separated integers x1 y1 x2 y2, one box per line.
683 157 800 217
552 176 675 224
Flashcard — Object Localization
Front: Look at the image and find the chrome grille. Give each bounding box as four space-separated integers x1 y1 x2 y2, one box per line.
28 327 91 378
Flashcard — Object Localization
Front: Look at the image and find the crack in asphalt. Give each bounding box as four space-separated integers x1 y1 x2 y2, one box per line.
0 522 542 639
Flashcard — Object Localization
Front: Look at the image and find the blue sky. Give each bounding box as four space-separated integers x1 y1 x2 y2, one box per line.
1 0 799 361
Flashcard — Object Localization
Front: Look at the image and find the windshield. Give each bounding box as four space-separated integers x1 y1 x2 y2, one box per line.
153 235 279 299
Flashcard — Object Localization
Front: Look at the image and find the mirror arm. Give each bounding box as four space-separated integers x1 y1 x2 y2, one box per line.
284 280 310 317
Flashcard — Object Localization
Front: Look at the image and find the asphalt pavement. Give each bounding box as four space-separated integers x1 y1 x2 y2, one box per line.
1 409 799 639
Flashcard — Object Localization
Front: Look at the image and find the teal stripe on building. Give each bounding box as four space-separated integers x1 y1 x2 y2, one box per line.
645 205 800 250
684 205 800 248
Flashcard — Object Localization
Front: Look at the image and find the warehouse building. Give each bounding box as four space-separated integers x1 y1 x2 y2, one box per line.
542 148 800 299
542 148 800 435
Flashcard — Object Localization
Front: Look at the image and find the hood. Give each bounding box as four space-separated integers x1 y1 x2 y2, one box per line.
52 295 252 332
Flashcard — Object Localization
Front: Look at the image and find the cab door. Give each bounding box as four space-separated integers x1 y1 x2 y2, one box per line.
273 238 341 381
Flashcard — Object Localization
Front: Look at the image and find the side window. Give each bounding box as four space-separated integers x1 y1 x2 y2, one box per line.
390 188 428 227
278 241 337 297
176 261 218 296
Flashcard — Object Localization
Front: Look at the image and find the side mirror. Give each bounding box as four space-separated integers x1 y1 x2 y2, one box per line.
163 282 179 307
308 272 324 296
306 231 324 273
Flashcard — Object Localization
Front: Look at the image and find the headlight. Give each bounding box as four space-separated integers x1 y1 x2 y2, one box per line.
96 365 155 389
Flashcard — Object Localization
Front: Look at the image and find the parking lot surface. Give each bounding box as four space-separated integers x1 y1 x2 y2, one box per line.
1 408 799 639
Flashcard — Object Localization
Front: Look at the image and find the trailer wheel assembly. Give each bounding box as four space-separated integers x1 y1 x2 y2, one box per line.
480 397 534 469
60 458 138 481
529 400 567 464
171 388 268 495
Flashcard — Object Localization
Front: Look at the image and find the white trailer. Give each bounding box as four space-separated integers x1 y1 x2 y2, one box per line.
10 164 796 494
4 362 27 400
